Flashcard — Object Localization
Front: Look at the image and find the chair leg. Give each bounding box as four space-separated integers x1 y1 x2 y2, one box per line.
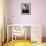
15 36 16 42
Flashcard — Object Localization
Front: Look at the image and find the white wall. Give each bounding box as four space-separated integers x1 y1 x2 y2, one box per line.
0 0 4 42
6 0 46 37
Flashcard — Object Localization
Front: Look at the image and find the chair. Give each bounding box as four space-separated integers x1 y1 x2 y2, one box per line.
12 25 25 42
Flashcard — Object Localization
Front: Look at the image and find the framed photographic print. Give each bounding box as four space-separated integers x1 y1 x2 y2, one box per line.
21 3 31 15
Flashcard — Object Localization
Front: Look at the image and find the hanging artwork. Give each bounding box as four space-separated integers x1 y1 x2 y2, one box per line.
21 3 31 15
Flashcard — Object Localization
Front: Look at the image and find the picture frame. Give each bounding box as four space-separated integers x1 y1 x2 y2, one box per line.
21 3 31 15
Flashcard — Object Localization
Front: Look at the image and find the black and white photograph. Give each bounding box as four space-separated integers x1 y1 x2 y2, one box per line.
21 3 31 15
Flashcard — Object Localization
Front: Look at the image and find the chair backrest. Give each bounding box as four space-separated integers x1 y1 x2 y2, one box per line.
12 25 25 36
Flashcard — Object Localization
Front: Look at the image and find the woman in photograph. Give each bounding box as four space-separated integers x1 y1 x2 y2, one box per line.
22 4 29 13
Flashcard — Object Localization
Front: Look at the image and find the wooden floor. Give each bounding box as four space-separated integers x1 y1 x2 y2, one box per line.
3 40 46 46
42 37 46 42
3 40 31 46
